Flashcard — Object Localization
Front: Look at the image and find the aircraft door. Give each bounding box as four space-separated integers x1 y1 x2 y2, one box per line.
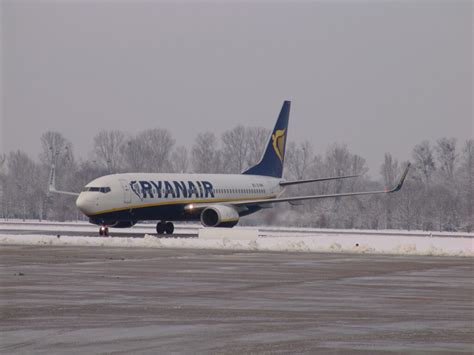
119 179 132 204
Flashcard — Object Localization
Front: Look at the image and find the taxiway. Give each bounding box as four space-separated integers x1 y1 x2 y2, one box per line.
1 245 473 353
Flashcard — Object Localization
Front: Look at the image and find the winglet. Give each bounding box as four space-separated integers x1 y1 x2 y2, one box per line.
389 162 411 193
47 162 80 196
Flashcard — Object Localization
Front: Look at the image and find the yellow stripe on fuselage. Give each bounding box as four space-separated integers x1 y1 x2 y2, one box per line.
88 195 276 216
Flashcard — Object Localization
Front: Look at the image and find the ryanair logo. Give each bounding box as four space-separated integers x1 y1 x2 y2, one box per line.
272 129 286 162
129 180 215 200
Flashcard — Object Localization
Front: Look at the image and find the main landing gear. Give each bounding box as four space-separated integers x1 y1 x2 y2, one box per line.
156 221 174 236
99 225 109 236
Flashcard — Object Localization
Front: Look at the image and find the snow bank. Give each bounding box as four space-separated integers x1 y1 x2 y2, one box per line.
1 233 472 257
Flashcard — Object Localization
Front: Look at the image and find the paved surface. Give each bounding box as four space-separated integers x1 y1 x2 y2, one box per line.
0 245 473 353
0 228 196 239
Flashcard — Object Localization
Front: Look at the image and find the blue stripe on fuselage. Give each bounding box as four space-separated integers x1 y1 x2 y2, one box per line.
89 202 261 225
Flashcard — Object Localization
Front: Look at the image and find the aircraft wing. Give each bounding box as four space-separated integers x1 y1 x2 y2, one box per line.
186 163 410 212
280 174 359 186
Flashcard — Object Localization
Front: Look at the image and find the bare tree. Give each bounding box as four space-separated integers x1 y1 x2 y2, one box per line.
435 137 458 180
171 146 189 173
412 141 436 185
394 178 420 231
0 154 5 170
459 139 473 231
285 141 313 181
39 131 74 166
0 154 6 219
246 127 270 168
140 129 175 172
92 130 125 173
325 143 352 178
192 132 222 173
122 129 175 173
5 151 44 220
221 126 249 173
121 137 149 172
380 153 399 229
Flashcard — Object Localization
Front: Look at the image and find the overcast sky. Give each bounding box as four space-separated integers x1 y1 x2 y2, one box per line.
1 0 472 176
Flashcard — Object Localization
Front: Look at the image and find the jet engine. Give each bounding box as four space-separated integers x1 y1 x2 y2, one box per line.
200 205 239 228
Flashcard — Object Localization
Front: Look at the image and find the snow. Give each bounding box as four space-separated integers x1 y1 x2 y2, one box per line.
1 220 472 257
1 232 472 257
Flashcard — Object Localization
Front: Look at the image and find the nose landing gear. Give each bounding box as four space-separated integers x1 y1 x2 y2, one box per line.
156 221 174 236
99 225 109 236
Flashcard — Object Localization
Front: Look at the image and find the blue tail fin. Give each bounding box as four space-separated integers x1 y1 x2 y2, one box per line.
243 101 290 178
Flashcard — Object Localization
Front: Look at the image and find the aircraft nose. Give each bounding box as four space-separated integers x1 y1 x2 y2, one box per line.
76 193 94 216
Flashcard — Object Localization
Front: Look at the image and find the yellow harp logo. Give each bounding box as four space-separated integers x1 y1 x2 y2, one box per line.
272 129 286 162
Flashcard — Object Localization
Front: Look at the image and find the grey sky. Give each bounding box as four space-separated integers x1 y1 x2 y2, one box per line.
1 0 472 176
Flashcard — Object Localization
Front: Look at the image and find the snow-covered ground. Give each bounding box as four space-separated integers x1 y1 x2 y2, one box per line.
1 219 472 238
1 220 472 257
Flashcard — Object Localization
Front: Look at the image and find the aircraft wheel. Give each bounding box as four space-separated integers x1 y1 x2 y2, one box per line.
156 221 165 235
99 225 108 236
165 222 174 235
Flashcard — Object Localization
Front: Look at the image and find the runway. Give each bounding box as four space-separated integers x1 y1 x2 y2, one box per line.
0 228 196 239
1 245 472 353
0 221 198 239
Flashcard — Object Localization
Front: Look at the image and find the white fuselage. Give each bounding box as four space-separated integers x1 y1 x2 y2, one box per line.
75 173 285 224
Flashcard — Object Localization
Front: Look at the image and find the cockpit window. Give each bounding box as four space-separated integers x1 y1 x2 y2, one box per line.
83 186 111 193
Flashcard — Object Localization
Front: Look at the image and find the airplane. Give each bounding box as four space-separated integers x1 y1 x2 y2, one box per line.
49 101 410 236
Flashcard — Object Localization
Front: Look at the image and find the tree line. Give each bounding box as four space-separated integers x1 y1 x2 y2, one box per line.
0 128 472 232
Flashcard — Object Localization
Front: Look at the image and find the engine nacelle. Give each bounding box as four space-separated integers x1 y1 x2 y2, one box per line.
200 205 239 228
